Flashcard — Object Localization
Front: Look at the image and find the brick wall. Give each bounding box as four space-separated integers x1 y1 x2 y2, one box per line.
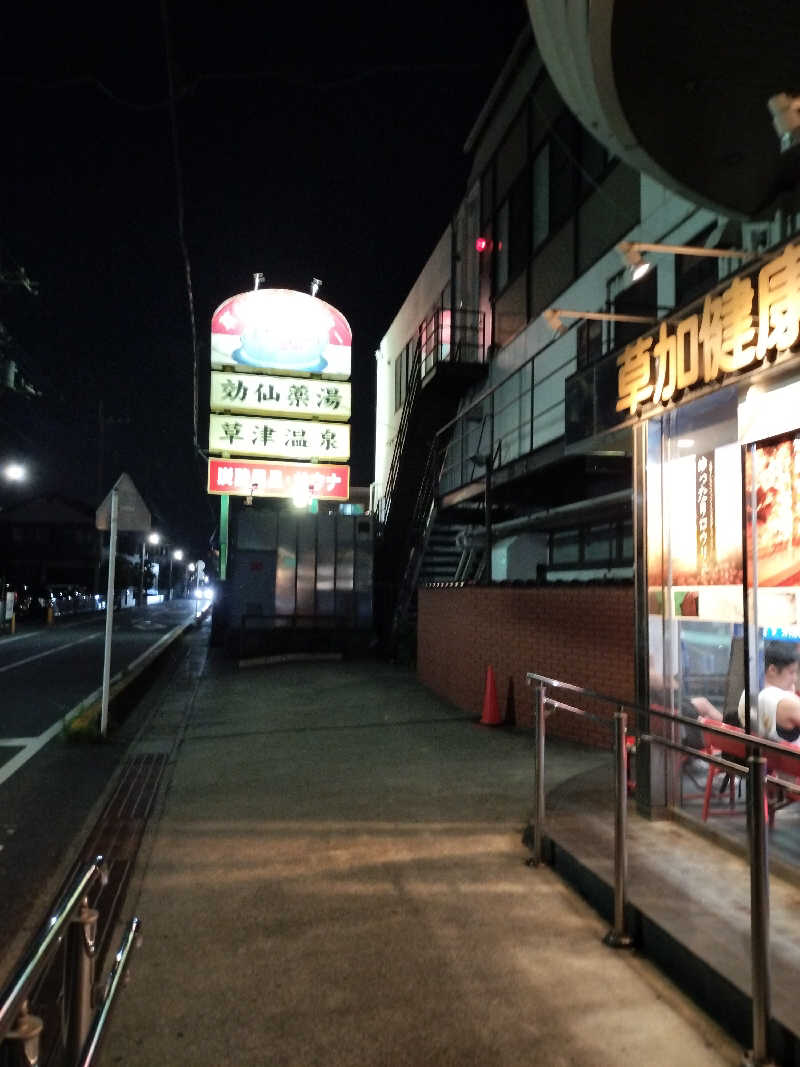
417 584 635 749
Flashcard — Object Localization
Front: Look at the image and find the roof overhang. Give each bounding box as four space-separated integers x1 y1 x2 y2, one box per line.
526 0 800 219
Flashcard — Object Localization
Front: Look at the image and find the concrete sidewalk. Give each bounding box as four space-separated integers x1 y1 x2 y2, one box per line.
105 629 740 1065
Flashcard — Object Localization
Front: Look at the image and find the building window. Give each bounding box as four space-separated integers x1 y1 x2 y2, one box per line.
612 268 658 350
549 114 578 232
579 127 612 195
394 353 404 412
508 173 531 281
585 523 614 562
481 164 494 227
532 144 549 249
495 201 510 292
675 223 717 308
495 110 528 206
551 529 580 564
576 318 604 370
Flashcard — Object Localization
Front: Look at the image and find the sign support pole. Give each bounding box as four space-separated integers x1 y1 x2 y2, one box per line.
219 494 229 580
100 488 118 739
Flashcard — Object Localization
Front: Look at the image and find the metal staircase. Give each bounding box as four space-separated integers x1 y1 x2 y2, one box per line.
376 308 487 654
418 521 465 583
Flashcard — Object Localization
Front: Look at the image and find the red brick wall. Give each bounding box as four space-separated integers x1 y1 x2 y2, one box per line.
417 585 635 749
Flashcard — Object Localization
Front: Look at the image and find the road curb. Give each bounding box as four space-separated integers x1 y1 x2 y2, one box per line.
63 610 205 739
0 618 206 993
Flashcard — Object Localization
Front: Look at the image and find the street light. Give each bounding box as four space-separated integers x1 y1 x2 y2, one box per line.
140 531 162 605
168 548 183 601
1 462 27 630
3 462 26 483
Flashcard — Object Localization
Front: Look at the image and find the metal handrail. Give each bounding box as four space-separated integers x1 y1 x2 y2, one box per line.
526 671 783 1065
77 917 141 1067
526 669 800 763
0 855 108 1042
380 339 422 527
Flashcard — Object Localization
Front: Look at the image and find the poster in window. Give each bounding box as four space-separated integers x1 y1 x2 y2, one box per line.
745 433 800 586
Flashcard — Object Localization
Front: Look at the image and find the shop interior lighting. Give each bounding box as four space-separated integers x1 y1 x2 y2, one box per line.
292 483 313 509
543 307 658 337
617 240 753 283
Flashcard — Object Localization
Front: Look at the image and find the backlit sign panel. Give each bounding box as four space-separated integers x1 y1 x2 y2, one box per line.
210 288 351 379
208 457 349 500
616 241 800 417
208 413 350 461
210 370 351 421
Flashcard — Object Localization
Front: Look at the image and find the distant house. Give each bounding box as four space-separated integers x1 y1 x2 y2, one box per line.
0 494 99 588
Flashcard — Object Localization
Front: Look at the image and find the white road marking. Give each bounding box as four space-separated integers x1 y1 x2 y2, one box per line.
0 739 34 747
0 613 195 789
0 718 64 787
0 632 102 674
0 615 106 646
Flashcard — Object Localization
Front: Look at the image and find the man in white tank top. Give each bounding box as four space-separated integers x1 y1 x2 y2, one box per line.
738 641 800 744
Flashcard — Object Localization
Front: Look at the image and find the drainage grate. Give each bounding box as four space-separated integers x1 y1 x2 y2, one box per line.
80 752 169 967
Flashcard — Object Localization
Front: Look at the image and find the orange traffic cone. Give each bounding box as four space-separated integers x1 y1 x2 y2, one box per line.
479 665 502 726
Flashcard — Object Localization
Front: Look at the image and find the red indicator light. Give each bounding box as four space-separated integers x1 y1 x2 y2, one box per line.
475 237 487 253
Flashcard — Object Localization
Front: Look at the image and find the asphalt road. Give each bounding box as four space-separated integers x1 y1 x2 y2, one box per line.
0 598 202 976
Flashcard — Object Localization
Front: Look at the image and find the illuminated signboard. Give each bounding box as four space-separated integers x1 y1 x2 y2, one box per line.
208 457 349 500
208 413 350 461
617 241 800 416
210 370 351 421
210 288 351 380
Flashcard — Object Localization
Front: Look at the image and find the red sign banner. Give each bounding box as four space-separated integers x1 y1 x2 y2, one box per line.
207 457 349 501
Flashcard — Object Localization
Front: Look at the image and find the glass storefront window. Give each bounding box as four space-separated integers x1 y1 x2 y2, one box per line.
646 387 744 808
645 373 800 857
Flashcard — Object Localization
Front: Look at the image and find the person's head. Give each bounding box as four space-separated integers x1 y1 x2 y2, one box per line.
764 641 800 691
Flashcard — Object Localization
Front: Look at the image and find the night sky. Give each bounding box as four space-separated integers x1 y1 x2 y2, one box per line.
2 0 527 555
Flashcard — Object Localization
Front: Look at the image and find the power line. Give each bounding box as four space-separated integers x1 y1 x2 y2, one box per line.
159 0 199 458
0 60 487 112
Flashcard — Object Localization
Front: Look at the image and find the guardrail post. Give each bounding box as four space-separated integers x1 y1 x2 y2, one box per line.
66 897 99 1062
604 708 633 949
747 751 773 1066
3 999 43 1066
530 683 546 866
77 917 142 1067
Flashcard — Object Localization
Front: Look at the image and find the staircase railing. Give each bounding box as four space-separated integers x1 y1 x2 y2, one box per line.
379 308 485 528
389 434 449 648
421 308 485 379
379 338 422 527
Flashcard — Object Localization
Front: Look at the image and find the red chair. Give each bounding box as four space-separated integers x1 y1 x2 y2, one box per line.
766 743 800 827
626 734 636 795
699 719 749 822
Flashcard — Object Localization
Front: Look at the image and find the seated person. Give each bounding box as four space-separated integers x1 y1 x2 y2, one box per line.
648 664 722 752
738 640 800 744
687 695 723 722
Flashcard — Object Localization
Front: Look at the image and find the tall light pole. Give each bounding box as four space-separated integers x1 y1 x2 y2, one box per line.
1 462 27 630
169 548 183 601
140 531 160 605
